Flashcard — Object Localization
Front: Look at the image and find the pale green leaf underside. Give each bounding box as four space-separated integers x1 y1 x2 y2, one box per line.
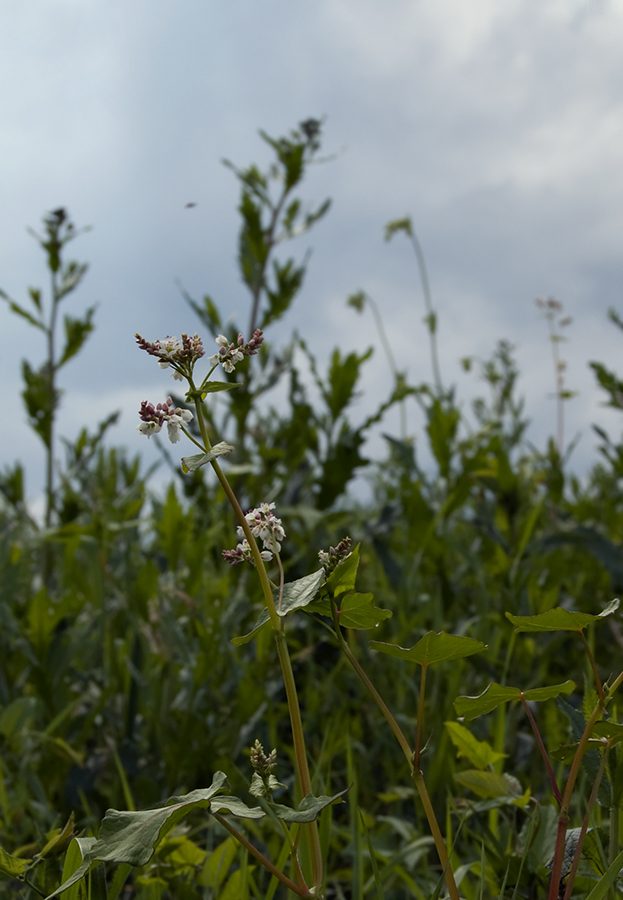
181 442 235 473
269 788 349 823
45 773 262 899
231 569 326 645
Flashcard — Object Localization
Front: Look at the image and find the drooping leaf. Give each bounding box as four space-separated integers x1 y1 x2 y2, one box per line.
337 593 392 630
370 631 486 667
269 788 349 823
454 680 575 720
231 569 326 645
181 442 235 474
445 722 506 769
45 774 263 899
506 599 619 633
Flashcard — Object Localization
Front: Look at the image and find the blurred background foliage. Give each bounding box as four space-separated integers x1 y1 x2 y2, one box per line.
2 121 623 899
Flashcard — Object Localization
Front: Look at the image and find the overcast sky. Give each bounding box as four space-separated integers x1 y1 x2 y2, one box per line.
2 0 623 506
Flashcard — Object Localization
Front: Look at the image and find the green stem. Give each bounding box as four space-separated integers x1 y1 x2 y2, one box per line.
212 812 312 898
580 630 604 701
331 608 459 900
192 382 322 887
413 665 427 771
409 229 442 396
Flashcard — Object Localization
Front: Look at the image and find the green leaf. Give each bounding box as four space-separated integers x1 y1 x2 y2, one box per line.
0 844 30 878
337 593 392 630
59 837 96 900
453 770 524 801
455 680 575 720
370 631 486 667
231 569 326 645
506 599 619 632
58 307 96 366
585 847 623 900
198 381 243 395
325 544 360 597
269 788 349 823
45 774 263 898
0 291 45 330
592 722 623 745
445 722 506 769
181 442 235 474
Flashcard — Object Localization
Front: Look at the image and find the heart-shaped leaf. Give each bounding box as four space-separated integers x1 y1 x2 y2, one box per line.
337 593 392 630
45 774 263 899
370 631 486 667
506 598 619 633
454 680 575 720
181 442 235 474
232 569 326 645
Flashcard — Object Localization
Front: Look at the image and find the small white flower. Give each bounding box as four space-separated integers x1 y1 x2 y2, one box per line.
215 334 229 348
137 421 162 438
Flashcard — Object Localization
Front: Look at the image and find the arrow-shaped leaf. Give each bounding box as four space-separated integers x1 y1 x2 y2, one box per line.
454 680 575 720
181 442 235 474
45 773 263 898
370 631 486 667
506 598 619 633
231 569 326 645
269 788 349 823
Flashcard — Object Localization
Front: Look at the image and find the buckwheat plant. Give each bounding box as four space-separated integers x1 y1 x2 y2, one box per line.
134 326 327 896
44 322 623 900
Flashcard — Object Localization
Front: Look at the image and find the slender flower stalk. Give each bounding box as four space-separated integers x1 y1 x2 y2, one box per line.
188 365 323 889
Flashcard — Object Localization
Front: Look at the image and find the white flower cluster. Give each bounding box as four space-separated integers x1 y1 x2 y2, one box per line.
222 502 286 566
209 329 264 374
209 334 245 373
137 397 193 443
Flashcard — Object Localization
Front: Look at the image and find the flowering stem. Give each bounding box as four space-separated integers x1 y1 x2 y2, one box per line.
190 380 323 889
212 812 313 898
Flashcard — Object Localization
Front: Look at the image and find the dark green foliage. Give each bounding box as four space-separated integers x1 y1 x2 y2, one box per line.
4 125 623 898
